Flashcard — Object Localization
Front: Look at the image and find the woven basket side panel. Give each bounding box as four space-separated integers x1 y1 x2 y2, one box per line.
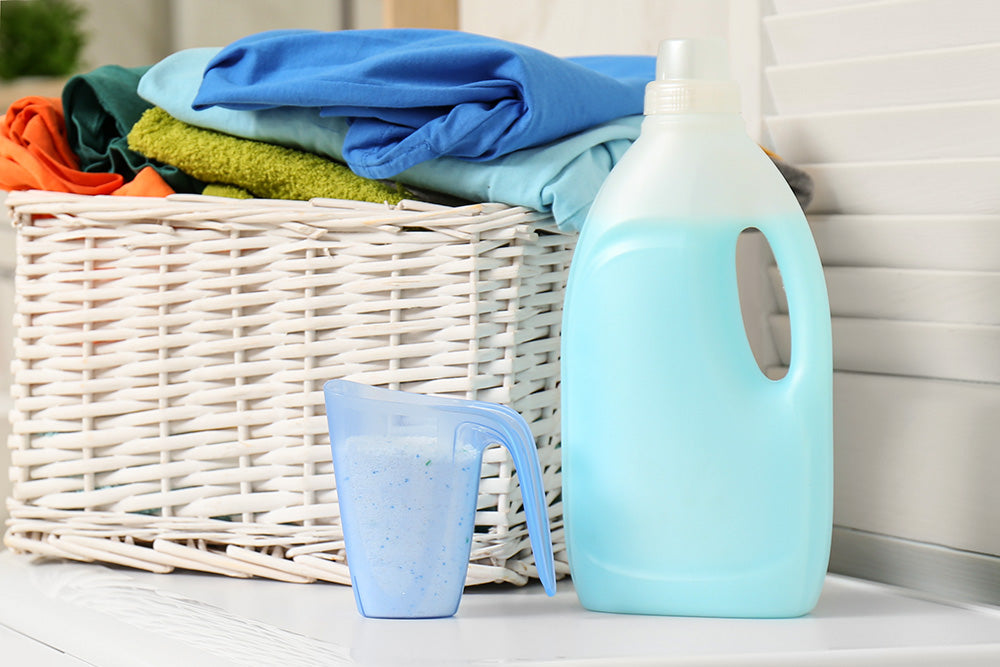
477 231 573 579
6 201 570 585
521 232 572 574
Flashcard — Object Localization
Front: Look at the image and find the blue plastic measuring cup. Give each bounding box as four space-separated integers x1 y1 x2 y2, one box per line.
324 379 557 619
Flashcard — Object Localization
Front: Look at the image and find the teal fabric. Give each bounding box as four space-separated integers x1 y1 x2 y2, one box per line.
138 48 639 231
62 64 203 192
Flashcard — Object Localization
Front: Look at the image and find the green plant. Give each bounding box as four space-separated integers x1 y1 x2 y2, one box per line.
0 0 87 81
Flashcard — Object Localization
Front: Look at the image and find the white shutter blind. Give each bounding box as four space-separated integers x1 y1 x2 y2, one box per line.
763 0 1000 605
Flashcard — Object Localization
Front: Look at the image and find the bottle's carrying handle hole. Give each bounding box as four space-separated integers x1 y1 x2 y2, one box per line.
736 227 788 381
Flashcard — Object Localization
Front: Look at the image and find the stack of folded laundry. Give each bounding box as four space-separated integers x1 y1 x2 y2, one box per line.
1 28 812 230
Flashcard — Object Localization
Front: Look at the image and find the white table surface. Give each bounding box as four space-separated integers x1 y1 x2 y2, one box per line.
1 550 998 667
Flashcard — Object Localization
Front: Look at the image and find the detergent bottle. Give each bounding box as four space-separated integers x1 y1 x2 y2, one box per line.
560 38 833 618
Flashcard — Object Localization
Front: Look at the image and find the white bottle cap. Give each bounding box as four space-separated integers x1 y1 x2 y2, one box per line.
644 38 741 114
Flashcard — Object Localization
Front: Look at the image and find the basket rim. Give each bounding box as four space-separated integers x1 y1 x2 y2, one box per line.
5 190 564 241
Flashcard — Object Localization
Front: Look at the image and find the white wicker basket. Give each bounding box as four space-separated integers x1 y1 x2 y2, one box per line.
3 190 572 586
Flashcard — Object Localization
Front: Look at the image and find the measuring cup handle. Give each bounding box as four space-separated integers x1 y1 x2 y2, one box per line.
464 407 557 596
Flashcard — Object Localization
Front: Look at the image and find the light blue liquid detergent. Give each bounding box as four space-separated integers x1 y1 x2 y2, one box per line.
561 39 833 618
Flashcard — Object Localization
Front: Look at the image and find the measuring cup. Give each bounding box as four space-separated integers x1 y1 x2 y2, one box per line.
324 379 557 619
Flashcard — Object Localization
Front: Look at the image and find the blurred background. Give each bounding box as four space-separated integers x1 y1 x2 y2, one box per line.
0 0 758 131
3 0 998 609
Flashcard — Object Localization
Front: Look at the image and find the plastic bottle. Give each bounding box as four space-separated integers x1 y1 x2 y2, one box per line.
560 38 833 618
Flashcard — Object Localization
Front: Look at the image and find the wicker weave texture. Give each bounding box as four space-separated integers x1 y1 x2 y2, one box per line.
4 191 572 586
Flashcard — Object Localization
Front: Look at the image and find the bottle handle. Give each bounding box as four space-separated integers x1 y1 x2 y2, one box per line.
755 220 832 388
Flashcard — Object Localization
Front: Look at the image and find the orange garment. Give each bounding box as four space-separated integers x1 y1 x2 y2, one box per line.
761 146 782 161
0 96 173 196
113 165 175 197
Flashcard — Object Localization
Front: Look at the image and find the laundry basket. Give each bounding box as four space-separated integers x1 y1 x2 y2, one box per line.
3 190 572 586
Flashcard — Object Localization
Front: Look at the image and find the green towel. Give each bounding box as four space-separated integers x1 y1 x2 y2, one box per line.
202 183 254 199
128 107 408 204
62 65 203 192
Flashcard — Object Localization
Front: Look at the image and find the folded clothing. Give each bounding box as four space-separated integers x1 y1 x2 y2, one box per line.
63 65 203 192
141 47 638 230
768 152 813 210
193 29 655 179
141 48 812 230
127 107 408 204
0 95 173 196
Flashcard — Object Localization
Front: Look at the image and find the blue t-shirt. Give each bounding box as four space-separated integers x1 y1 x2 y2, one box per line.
193 29 654 179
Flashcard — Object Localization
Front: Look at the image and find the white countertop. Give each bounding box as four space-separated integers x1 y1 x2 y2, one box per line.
1 549 998 666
